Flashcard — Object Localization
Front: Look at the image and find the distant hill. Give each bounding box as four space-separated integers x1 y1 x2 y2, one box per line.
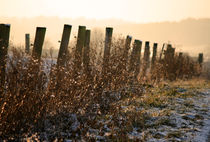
1 17 210 59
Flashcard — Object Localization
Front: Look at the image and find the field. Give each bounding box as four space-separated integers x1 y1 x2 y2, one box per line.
0 24 210 141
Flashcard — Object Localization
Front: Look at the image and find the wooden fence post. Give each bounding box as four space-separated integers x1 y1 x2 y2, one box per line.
32 27 46 60
151 43 158 70
57 24 72 67
198 53 203 65
74 26 86 71
179 52 183 58
164 44 176 80
177 52 183 77
123 35 132 70
129 40 142 79
83 29 91 75
142 41 150 77
165 44 175 60
178 52 183 65
0 24 10 94
159 43 166 60
102 27 113 75
25 33 30 54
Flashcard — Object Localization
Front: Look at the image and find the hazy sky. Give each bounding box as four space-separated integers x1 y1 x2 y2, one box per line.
1 0 210 22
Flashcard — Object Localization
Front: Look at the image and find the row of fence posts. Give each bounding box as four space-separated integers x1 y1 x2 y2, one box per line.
0 23 204 92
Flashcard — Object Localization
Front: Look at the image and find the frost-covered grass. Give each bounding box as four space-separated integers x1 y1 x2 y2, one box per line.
20 80 209 141
0 39 206 141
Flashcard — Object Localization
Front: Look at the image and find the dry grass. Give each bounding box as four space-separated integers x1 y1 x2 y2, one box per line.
150 53 202 82
0 37 205 140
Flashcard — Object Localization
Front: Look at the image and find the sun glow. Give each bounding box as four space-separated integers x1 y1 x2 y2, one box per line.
1 0 210 23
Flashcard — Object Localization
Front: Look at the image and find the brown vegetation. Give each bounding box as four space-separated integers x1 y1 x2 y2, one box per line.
0 35 205 140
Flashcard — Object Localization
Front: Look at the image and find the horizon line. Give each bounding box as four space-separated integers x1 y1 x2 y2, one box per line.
1 16 210 24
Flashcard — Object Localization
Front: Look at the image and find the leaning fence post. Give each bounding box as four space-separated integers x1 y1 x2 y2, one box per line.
0 24 10 94
151 43 158 70
102 27 113 75
159 43 166 60
25 33 30 54
83 29 91 75
32 27 46 60
142 41 150 77
57 24 72 67
74 26 86 72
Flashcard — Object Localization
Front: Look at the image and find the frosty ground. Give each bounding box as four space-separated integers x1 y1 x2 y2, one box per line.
21 80 210 142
